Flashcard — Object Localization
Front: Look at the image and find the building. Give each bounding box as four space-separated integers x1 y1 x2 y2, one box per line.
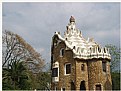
51 16 112 90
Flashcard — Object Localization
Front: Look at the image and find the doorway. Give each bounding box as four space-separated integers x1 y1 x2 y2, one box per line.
71 81 75 90
95 84 101 91
80 81 86 91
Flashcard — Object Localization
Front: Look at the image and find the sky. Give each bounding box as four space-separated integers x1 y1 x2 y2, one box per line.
2 2 120 64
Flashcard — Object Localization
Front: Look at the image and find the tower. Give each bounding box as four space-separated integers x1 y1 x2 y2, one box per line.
51 16 112 90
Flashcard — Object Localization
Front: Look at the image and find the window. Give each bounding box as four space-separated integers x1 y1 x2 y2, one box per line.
60 48 64 57
52 68 58 77
81 64 85 71
102 62 106 72
65 63 71 75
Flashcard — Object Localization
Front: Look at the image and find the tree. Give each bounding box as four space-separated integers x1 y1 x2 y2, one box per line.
105 44 120 72
2 30 45 90
105 44 120 90
24 62 51 90
111 72 120 90
2 61 29 90
36 72 51 90
2 30 44 72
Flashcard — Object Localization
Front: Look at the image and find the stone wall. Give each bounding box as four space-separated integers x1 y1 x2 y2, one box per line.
51 38 112 90
88 59 112 90
75 59 89 90
51 41 76 90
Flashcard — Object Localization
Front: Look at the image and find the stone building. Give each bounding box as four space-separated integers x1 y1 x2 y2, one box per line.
51 16 112 91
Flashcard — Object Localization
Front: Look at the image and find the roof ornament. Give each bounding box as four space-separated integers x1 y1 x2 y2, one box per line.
53 16 111 60
70 16 75 23
89 38 94 42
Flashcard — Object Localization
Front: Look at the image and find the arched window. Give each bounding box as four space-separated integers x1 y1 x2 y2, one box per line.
81 64 85 71
60 48 64 57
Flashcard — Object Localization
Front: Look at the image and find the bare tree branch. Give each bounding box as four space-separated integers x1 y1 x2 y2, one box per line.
2 30 45 73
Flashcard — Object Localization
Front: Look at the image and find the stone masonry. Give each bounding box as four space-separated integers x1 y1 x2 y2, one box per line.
51 16 112 91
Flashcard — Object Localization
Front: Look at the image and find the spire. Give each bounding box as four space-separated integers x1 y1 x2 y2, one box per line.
65 16 83 40
70 16 75 23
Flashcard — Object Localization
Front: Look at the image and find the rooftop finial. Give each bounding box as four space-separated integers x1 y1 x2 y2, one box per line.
70 16 75 23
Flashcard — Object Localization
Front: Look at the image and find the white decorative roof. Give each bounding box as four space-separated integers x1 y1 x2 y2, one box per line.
53 16 111 60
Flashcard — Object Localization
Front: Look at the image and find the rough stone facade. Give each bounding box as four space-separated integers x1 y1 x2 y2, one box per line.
51 16 112 91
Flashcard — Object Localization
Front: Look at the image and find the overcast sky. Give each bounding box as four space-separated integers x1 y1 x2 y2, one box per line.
2 2 120 63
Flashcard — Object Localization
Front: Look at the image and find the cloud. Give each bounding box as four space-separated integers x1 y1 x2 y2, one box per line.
2 2 120 62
